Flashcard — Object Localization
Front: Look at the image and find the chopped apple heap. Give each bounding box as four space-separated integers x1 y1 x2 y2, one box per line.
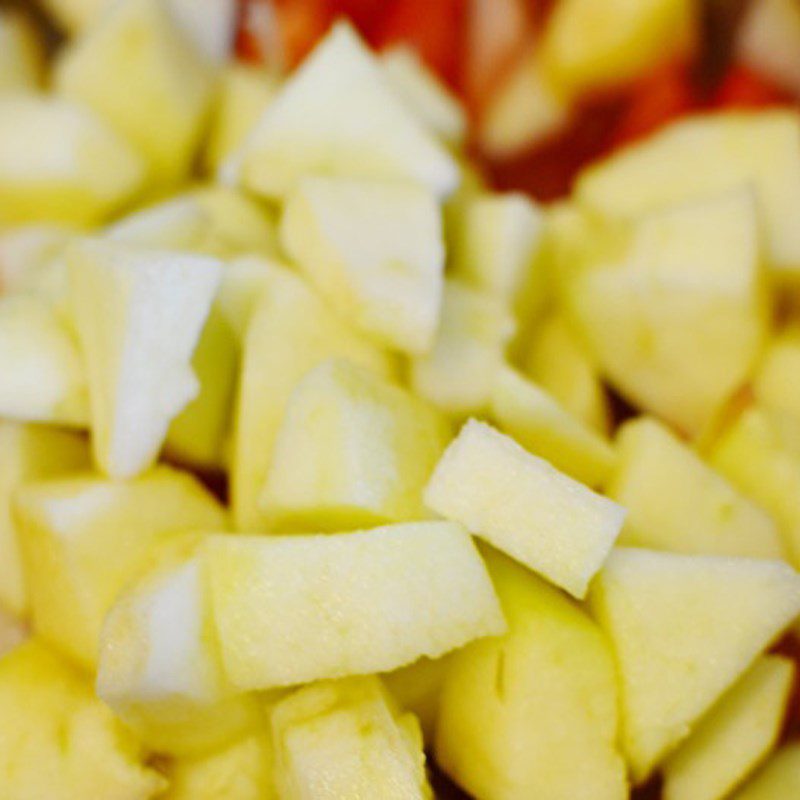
4 14 800 800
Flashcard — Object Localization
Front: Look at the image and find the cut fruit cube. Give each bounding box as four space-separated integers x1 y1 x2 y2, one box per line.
0 225 72 296
663 654 794 800
490 365 614 487
753 325 800 419
0 96 145 227
232 265 394 531
280 176 445 355
608 416 785 559
410 280 516 417
55 0 216 187
214 255 281 342
425 419 625 598
237 22 460 200
202 522 505 689
271 677 432 799
731 742 800 799
0 640 165 800
106 195 209 251
575 111 800 275
0 422 88 618
436 549 628 800
0 294 89 427
260 359 451 532
68 238 222 479
589 547 800 782
98 553 261 756
0 9 43 91
14 465 226 669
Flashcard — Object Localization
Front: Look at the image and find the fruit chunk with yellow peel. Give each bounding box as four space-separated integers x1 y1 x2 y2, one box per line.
662 654 794 800
436 549 627 800
0 422 88 618
14 466 226 669
0 96 145 227
490 365 614 487
232 266 394 531
237 22 459 200
608 416 784 559
0 9 43 91
425 419 624 598
539 0 696 99
0 294 89 427
68 239 222 478
165 731 275 800
260 359 451 532
410 280 515 417
575 111 800 275
562 187 768 435
0 640 165 800
55 0 216 187
589 548 800 782
202 522 504 690
731 742 800 800
97 553 262 756
281 176 444 355
271 677 432 800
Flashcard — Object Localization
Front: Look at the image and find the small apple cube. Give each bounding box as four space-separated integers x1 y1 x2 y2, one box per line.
271 677 432 799
753 325 800 418
0 9 43 91
425 419 625 598
589 548 800 781
608 416 785 559
202 522 504 690
237 22 460 200
14 465 226 668
732 742 800 799
436 549 627 800
663 654 794 800
261 358 451 531
0 640 165 799
0 96 145 227
68 238 222 478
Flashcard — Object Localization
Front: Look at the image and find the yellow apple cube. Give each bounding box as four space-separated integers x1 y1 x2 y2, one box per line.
731 742 800 800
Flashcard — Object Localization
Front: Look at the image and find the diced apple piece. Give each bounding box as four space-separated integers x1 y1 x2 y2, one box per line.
410 280 515 417
0 294 88 427
0 640 165 799
236 22 459 200
426 419 624 598
202 522 504 689
0 423 88 618
663 654 794 800
166 0 237 64
232 266 394 531
14 466 226 668
165 732 275 800
106 195 209 250
215 255 280 342
98 554 261 756
589 548 800 781
490 365 614 487
563 188 768 434
575 112 800 275
271 677 432 799
731 742 800 799
0 9 43 91
753 325 800 418
261 359 451 531
0 225 72 295
281 176 444 355
68 238 222 478
436 549 627 800
524 311 610 433
0 96 145 227
55 0 216 187
608 416 784 558
380 46 467 144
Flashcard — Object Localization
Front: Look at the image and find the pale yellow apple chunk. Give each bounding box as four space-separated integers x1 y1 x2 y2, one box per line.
271 677 432 799
0 640 165 800
425 419 625 598
202 522 505 690
97 554 262 757
663 654 794 800
753 324 800 419
260 358 451 531
14 466 226 669
731 742 800 800
68 238 223 479
608 416 785 559
0 96 145 227
589 547 800 782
